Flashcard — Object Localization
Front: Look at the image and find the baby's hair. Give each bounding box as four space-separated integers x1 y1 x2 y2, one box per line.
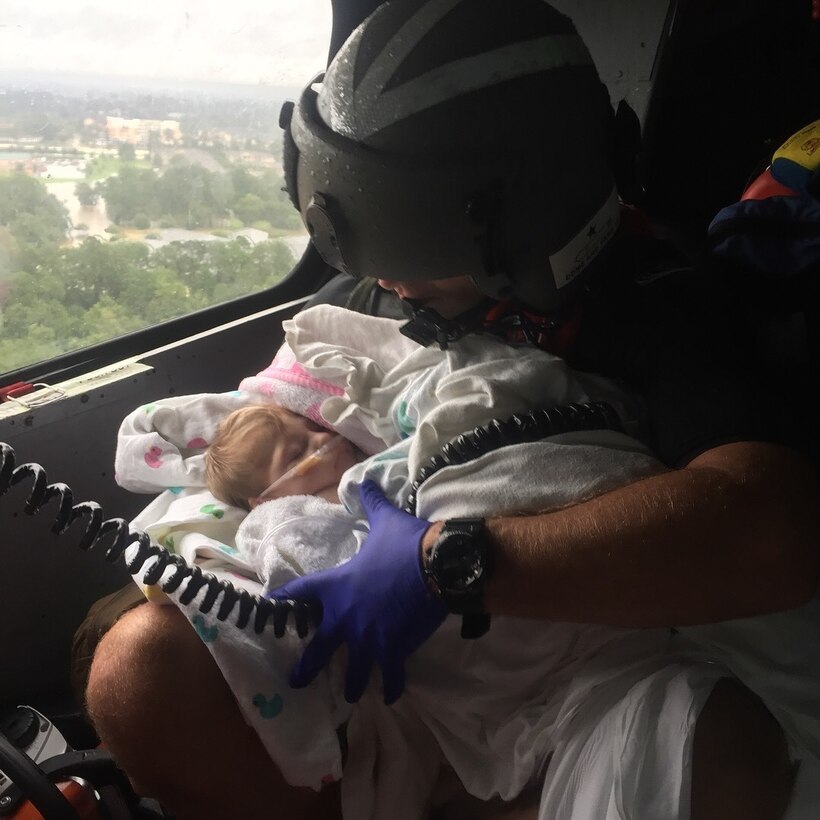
205 404 289 510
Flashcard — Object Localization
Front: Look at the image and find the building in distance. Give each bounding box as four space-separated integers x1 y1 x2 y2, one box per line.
105 117 182 147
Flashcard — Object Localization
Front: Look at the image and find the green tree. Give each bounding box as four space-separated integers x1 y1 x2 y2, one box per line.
156 163 228 228
100 166 158 224
81 294 145 344
251 240 297 287
233 192 265 225
0 173 69 246
118 143 137 162
7 212 65 248
0 226 19 279
75 182 99 207
119 265 188 320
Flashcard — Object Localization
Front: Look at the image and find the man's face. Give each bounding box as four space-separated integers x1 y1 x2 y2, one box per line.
377 275 485 318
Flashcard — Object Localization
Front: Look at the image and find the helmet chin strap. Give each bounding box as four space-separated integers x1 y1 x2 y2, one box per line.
399 294 572 353
399 298 493 349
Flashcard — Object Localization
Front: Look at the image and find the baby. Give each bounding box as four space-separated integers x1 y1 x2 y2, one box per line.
204 404 361 510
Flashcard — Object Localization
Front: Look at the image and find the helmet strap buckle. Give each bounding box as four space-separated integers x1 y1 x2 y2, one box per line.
399 300 489 349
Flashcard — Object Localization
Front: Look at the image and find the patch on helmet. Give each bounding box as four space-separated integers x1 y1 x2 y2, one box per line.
549 186 620 290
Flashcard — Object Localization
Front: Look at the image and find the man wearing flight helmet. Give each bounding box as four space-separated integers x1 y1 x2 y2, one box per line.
84 1 816 816
274 0 817 814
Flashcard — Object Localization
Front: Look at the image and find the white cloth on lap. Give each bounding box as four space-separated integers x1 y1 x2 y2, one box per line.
537 659 724 820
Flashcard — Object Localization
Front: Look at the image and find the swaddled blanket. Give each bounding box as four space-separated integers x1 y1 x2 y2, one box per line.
115 305 656 800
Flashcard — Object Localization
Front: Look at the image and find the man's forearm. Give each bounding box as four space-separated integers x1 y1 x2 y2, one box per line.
471 442 818 626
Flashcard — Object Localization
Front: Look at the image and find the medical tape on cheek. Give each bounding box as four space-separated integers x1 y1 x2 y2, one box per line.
256 434 346 501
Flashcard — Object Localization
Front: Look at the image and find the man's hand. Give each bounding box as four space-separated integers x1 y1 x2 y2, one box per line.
270 480 447 704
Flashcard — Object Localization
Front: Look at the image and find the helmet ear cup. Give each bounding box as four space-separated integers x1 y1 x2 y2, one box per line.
280 101 301 212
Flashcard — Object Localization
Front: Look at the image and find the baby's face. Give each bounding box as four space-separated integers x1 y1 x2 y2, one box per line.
251 412 358 506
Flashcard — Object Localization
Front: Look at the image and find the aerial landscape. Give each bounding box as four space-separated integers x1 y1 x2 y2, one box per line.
0 71 310 374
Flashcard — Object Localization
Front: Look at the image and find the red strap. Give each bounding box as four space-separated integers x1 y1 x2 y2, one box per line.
482 301 580 357
0 381 36 402
741 167 798 201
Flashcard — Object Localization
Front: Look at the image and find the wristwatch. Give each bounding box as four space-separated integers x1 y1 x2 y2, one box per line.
423 518 493 639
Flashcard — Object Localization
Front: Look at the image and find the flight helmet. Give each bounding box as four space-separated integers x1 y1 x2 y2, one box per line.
281 0 620 313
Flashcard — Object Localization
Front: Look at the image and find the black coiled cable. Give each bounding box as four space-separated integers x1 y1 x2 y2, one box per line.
404 401 622 514
0 442 315 637
0 400 621 636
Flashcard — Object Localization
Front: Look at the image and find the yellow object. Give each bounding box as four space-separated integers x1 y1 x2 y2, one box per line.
773 119 820 172
142 583 171 603
292 448 327 477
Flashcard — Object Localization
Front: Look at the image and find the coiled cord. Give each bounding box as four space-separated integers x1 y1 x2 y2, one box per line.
404 400 622 514
0 442 315 637
0 400 621 636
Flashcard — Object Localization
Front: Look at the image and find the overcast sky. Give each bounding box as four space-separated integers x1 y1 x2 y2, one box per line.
0 0 332 87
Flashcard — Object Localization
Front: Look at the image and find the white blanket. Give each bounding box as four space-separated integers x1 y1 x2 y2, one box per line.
115 306 658 801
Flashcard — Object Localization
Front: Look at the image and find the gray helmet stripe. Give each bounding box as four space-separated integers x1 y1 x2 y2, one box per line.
318 0 464 138
373 34 592 139
356 0 466 101
319 0 593 141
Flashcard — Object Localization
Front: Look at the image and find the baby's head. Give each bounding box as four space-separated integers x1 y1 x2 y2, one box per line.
205 404 358 510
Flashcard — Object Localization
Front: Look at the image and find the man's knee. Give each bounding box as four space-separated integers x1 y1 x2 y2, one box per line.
71 584 147 708
87 603 189 721
692 678 794 820
85 603 203 793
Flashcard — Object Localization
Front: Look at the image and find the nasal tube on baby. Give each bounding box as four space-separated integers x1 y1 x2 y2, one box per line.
256 434 346 501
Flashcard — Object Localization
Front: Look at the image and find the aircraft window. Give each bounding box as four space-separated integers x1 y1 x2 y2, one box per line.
0 1 330 378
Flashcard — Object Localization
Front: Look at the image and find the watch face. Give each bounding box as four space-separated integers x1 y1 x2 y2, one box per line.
434 532 485 592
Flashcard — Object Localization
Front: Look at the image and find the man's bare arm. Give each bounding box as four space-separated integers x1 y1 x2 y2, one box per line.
425 441 820 626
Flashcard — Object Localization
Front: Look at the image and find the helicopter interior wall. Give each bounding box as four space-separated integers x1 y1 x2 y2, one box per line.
0 298 306 708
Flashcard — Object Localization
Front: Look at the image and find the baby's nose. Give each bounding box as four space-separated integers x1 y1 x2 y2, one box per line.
309 429 334 451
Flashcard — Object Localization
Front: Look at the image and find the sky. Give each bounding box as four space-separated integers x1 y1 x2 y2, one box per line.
0 0 332 87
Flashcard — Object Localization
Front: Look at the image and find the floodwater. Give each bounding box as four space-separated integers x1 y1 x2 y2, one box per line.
42 181 309 256
46 181 111 238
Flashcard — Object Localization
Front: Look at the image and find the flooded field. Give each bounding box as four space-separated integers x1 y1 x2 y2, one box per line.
47 181 111 236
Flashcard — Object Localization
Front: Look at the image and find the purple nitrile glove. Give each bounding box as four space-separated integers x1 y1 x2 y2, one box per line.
269 479 447 705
